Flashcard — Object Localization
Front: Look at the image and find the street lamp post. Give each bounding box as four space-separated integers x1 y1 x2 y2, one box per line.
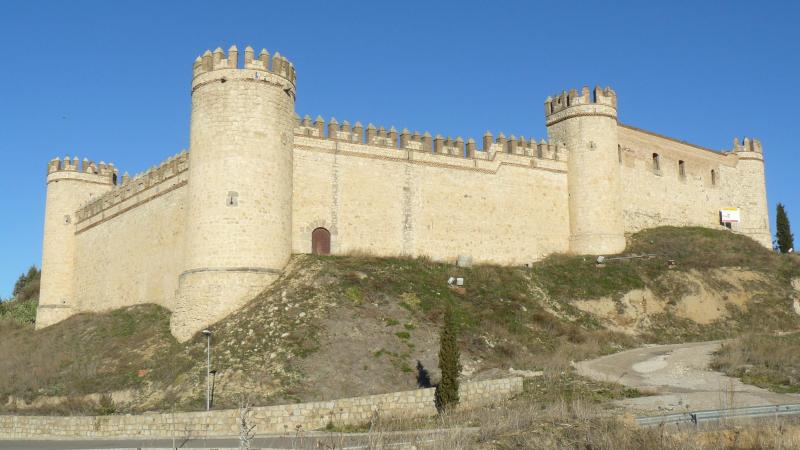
202 329 212 411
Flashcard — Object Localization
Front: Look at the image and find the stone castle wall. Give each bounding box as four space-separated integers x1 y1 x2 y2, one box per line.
35 45 771 337
0 377 523 439
292 125 570 264
618 125 771 247
66 153 189 313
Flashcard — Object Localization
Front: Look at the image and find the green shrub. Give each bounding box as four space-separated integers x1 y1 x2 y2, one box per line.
435 306 461 413
97 393 117 415
394 331 410 340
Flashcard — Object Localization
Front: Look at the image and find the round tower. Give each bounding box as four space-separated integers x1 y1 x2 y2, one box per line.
545 86 626 255
37 157 116 328
171 45 297 341
731 137 771 248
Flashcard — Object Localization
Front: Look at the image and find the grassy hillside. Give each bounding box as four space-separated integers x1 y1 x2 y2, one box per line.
1 227 798 415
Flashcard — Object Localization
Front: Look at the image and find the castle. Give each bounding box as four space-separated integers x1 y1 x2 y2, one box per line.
36 45 771 341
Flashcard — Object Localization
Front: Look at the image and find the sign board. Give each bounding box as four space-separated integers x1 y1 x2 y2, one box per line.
720 208 741 223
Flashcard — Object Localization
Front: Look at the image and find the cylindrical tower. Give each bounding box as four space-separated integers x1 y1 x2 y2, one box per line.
171 45 297 341
545 86 626 255
731 138 771 248
37 157 116 328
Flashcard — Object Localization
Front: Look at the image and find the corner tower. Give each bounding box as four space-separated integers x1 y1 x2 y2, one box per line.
731 138 771 248
171 45 297 341
545 86 625 255
37 158 117 328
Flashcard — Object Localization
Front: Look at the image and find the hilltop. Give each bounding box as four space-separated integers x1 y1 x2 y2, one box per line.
1 227 798 415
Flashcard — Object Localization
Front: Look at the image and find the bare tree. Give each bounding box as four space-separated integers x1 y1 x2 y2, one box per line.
238 398 257 450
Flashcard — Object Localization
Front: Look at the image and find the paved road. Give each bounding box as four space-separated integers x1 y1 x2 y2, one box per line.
0 428 475 449
576 340 800 414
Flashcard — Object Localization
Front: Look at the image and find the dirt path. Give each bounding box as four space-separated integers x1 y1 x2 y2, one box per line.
576 340 800 414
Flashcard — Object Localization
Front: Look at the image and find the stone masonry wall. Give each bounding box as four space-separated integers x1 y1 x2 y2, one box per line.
618 125 770 246
70 153 190 313
292 131 570 265
0 377 523 440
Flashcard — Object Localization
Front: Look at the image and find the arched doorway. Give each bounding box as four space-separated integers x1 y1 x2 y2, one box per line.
312 227 331 255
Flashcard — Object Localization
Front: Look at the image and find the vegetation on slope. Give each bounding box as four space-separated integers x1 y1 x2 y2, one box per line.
1 227 798 415
712 332 800 394
0 305 193 413
535 227 800 342
0 266 39 326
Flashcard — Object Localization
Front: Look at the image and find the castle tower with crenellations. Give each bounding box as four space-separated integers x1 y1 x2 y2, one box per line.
545 86 626 255
37 158 117 327
171 45 297 341
35 44 772 340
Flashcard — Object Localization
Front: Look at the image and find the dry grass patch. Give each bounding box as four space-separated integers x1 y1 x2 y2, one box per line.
713 332 800 393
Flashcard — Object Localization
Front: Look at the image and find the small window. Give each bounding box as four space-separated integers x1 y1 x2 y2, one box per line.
711 170 717 186
678 160 686 178
226 191 239 207
618 145 623 163
652 153 661 172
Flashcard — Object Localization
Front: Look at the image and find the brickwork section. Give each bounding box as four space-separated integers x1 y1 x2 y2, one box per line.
0 377 523 440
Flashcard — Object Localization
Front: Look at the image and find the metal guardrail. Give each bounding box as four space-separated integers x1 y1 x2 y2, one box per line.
636 404 800 427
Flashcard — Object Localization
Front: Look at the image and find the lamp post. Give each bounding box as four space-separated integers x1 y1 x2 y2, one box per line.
202 329 212 411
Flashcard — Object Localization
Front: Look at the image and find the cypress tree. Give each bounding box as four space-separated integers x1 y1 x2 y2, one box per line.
776 203 794 253
435 306 461 413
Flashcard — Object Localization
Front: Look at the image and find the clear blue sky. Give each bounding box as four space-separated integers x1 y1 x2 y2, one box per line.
0 0 797 297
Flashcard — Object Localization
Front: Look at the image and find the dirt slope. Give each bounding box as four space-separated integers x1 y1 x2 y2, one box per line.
1 227 798 414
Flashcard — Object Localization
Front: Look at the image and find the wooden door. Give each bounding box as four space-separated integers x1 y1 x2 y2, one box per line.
312 228 331 255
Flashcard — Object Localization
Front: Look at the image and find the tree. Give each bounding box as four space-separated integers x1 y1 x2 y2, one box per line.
435 306 461 413
776 203 795 253
11 266 40 303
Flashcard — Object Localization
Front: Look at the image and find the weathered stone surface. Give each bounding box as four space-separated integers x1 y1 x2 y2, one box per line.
35 47 771 341
0 377 523 439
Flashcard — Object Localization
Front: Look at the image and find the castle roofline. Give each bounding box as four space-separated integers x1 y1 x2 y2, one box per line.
618 123 728 156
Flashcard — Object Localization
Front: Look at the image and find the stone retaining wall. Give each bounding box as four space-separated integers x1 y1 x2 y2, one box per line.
0 377 522 440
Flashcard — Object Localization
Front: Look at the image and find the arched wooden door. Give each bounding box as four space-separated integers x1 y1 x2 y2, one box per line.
312 227 331 255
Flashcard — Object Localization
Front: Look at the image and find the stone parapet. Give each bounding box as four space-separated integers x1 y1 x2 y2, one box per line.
75 151 189 226
0 377 523 440
293 135 568 175
544 86 617 126
294 116 566 165
192 45 296 87
46 157 117 185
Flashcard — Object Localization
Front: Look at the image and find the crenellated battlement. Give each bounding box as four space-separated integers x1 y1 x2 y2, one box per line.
732 137 763 154
293 115 564 162
544 85 617 119
47 156 117 184
36 47 773 339
192 45 296 86
75 151 189 223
